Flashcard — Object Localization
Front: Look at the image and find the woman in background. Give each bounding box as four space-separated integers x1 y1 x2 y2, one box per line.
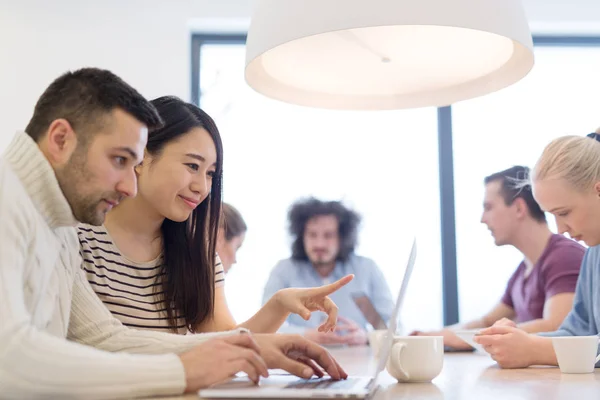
217 203 247 273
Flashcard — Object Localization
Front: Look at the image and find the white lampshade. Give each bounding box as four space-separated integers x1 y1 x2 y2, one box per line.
245 0 534 110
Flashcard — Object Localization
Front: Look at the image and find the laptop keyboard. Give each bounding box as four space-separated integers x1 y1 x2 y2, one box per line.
285 377 361 390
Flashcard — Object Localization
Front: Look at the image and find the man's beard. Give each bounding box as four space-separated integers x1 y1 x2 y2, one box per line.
310 253 335 267
54 152 108 226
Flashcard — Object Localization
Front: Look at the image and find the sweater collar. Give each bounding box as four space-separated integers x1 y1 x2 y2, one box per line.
3 131 78 228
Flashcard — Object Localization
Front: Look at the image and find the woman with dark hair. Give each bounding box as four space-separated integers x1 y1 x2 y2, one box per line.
78 96 352 334
217 203 247 273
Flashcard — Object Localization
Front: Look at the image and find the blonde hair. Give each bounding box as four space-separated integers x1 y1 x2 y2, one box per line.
532 128 600 191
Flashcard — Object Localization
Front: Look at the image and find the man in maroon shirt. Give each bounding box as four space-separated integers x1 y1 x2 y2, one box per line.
413 166 585 350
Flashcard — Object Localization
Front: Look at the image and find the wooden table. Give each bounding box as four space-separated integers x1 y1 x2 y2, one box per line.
155 346 600 399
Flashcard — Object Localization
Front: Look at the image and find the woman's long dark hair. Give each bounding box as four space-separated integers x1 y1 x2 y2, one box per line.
148 96 223 333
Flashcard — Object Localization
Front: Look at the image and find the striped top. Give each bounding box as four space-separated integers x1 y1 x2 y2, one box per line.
78 224 225 334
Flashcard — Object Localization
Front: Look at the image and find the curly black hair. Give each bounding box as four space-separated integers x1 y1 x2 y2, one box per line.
288 197 361 263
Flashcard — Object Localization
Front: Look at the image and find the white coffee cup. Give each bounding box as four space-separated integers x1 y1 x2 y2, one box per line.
386 336 443 382
368 329 388 359
552 336 600 374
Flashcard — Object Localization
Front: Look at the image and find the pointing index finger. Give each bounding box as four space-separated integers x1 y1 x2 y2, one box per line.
310 275 354 297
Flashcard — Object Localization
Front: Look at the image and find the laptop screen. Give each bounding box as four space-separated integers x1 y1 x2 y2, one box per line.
367 238 417 391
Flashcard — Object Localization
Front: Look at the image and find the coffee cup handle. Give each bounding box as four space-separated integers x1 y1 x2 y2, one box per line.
595 337 600 364
390 342 410 381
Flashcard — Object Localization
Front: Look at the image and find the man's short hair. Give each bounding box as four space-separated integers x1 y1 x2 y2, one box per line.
26 68 163 143
484 166 546 223
288 197 361 262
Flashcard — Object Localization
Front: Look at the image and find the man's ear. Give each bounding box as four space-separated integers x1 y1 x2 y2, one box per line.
513 197 528 219
43 119 78 166
594 181 600 198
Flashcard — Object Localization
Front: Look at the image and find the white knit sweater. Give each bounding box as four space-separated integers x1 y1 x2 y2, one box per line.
0 132 242 399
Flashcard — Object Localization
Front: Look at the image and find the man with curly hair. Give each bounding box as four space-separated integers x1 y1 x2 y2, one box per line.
263 197 393 345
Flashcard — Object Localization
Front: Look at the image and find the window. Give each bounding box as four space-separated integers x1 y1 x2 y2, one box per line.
453 44 600 321
194 34 600 331
196 39 444 331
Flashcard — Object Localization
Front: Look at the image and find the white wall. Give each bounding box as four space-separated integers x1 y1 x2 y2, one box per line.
0 0 252 151
2 0 600 152
524 0 600 32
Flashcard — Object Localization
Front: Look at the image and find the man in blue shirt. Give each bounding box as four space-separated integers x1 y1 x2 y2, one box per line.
263 197 394 345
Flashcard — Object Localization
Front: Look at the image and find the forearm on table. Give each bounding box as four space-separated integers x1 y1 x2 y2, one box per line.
517 318 561 334
448 318 487 331
530 336 558 366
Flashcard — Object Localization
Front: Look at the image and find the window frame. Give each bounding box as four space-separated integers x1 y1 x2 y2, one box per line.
191 33 600 325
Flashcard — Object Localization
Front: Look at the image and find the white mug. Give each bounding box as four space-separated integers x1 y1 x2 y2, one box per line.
386 336 443 382
367 329 388 359
552 336 600 374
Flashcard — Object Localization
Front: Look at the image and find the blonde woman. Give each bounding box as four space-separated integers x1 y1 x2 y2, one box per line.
474 129 600 369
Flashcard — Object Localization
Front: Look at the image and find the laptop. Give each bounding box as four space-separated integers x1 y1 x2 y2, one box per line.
199 238 417 399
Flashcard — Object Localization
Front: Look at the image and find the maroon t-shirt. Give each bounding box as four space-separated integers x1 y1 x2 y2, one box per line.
501 234 585 323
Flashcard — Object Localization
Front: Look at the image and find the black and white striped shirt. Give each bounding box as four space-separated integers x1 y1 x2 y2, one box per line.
78 224 225 334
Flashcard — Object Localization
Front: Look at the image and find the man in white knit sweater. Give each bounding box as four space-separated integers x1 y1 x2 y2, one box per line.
0 68 346 399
